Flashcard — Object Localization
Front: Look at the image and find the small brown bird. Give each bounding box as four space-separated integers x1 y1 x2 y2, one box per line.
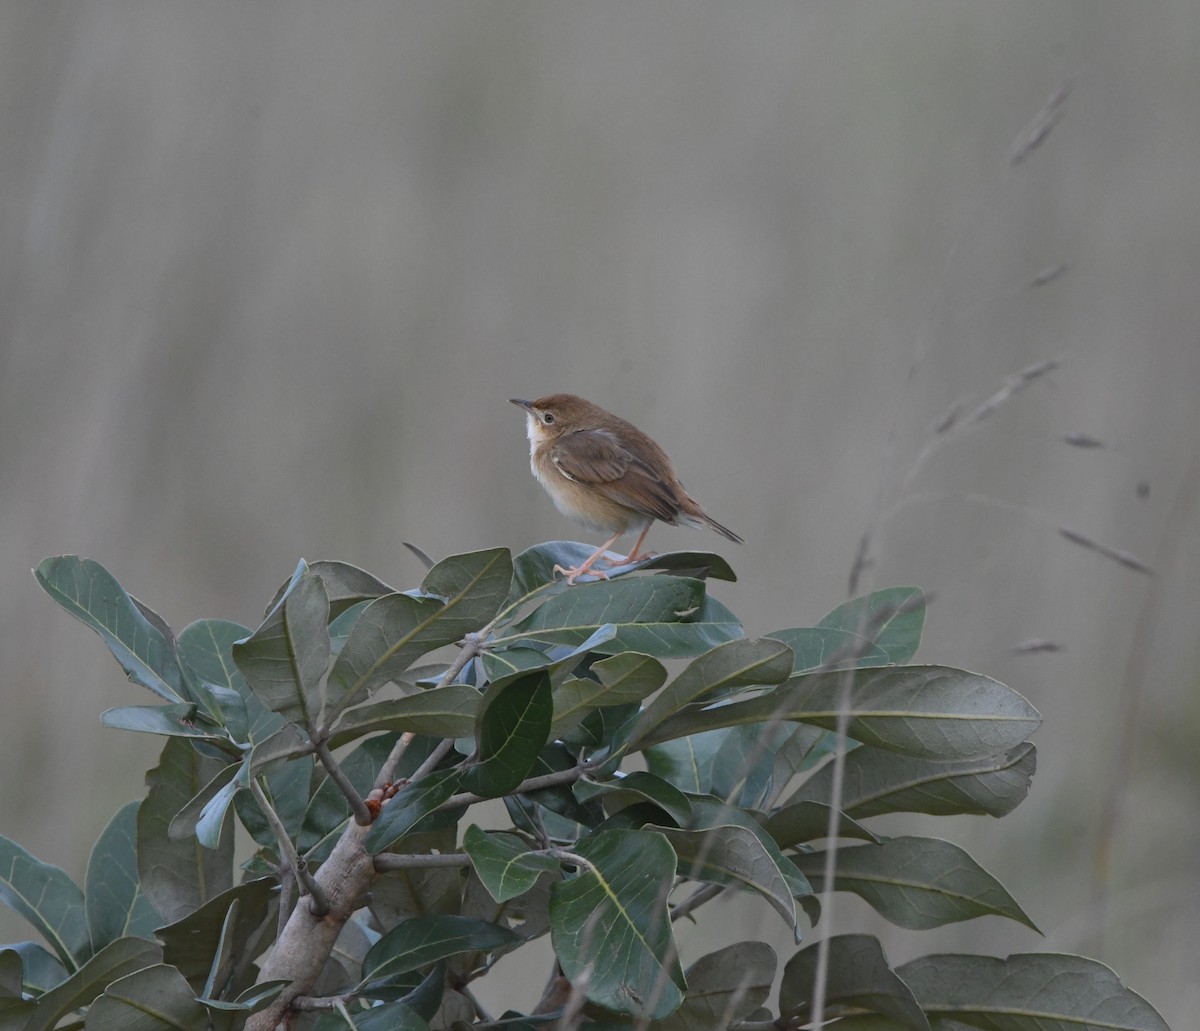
510 394 742 584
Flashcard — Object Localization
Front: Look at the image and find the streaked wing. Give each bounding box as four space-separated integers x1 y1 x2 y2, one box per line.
551 429 682 523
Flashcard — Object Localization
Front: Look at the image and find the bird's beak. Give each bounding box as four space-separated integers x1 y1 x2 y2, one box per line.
509 398 534 411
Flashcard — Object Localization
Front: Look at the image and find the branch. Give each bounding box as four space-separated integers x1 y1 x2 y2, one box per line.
249 777 329 917
373 851 471 871
440 762 594 811
314 739 372 826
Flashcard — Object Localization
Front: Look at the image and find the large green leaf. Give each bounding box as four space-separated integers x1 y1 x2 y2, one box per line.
684 799 812 903
0 836 89 971
85 802 160 951
461 670 553 799
549 829 684 1020
786 743 1037 819
575 772 693 826
83 963 208 1029
156 879 276 983
550 652 667 736
420 547 513 622
359 915 520 992
765 627 889 673
462 826 558 904
137 738 234 923
324 548 512 723
896 952 1170 1031
638 665 1040 761
21 937 163 1031
178 619 280 746
232 563 331 728
644 732 730 796
509 543 736 601
35 557 185 703
99 705 225 742
763 801 879 849
498 576 740 658
653 942 775 1031
3 942 67 996
327 684 480 747
817 587 926 664
365 770 463 854
792 836 1038 932
629 638 793 750
262 560 395 618
660 824 797 929
779 934 929 1030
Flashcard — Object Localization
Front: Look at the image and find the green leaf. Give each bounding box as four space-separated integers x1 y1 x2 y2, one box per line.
660 824 798 929
83 963 208 1029
263 559 396 618
179 619 283 747
99 705 225 741
138 739 234 922
463 826 558 904
35 557 186 703
360 915 520 991
156 879 276 983
575 771 693 826
314 999 431 1030
0 836 89 971
85 802 160 950
653 942 775 1031
325 549 512 723
21 937 163 1031
896 952 1170 1031
817 587 926 664
365 770 464 854
763 801 879 849
644 732 729 795
639 665 1041 761
635 550 738 582
629 638 793 750
3 942 67 996
498 576 740 658
461 670 553 798
707 722 794 808
232 563 331 727
765 627 889 672
561 652 666 720
779 934 929 1030
549 829 684 1020
683 798 813 903
792 836 1039 932
786 743 1037 819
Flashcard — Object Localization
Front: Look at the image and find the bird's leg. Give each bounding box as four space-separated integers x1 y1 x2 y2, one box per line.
618 523 655 564
553 531 624 585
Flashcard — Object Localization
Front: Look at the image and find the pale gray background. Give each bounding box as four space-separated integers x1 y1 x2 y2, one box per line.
2 3 1197 1024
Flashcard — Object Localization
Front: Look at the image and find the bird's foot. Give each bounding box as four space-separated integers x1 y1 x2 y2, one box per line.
553 563 610 586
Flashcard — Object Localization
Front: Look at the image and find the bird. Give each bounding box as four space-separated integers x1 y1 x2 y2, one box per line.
509 393 743 584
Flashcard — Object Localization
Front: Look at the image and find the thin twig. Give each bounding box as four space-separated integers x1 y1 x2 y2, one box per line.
373 731 416 791
435 631 485 689
441 763 595 812
249 777 330 917
670 883 723 923
410 737 458 783
313 740 372 826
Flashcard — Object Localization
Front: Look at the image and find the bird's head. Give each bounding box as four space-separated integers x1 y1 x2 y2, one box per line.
509 394 600 443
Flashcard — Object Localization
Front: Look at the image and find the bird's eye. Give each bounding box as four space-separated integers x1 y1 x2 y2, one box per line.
543 412 555 424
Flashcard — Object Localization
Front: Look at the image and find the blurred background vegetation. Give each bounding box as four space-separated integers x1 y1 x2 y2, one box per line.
1 3 1196 1025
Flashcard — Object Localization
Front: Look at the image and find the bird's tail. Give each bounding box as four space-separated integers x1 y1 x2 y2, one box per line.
684 509 744 544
